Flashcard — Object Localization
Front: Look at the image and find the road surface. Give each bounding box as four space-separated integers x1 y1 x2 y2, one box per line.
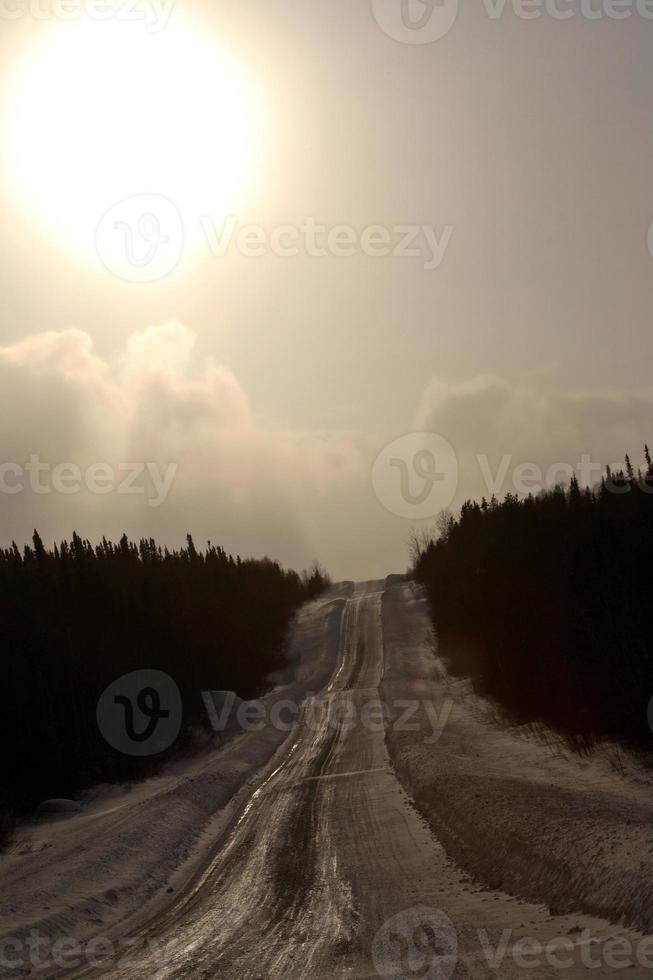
57 580 651 979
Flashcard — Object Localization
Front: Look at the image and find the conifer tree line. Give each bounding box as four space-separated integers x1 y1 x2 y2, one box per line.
0 531 330 834
413 448 653 751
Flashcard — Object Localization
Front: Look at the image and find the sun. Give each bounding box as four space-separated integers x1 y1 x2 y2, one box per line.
3 16 263 260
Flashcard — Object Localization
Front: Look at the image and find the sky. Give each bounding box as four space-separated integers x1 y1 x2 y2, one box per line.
0 0 652 580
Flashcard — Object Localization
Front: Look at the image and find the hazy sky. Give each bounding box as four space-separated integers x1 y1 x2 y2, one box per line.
0 0 652 579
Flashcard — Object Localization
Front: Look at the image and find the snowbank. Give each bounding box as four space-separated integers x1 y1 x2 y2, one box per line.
381 577 653 935
0 584 352 976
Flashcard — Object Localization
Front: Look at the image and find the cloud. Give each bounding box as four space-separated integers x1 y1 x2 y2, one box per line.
0 321 367 572
416 373 653 503
4 334 651 580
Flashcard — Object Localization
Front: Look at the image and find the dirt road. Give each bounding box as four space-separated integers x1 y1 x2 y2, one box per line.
49 579 652 979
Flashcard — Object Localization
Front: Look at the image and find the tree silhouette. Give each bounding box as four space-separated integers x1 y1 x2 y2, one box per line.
0 532 330 841
413 448 653 753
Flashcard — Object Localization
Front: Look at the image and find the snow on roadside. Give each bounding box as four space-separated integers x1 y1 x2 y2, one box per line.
381 576 653 936
0 584 353 977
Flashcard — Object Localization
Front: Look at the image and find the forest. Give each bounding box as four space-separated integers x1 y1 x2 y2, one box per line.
413 448 653 753
0 531 329 840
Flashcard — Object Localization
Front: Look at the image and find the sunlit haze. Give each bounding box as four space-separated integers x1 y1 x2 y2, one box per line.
4 16 262 254
0 1 652 579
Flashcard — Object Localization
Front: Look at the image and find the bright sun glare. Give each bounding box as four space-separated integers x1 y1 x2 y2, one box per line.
4 17 262 259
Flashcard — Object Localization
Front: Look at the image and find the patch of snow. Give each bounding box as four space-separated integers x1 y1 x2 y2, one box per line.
0 584 353 976
381 577 653 935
